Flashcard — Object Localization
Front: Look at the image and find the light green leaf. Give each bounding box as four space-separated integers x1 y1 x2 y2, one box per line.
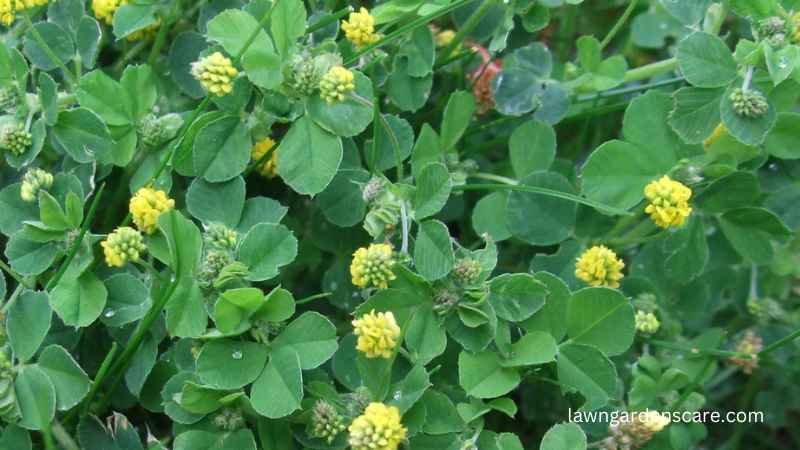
540 423 587 450
557 343 616 411
50 271 108 328
414 162 452 219
677 32 738 88
566 287 634 356
414 220 455 281
277 116 343 196
440 91 475 151
509 119 556 177
7 290 51 363
502 331 558 367
14 366 56 430
251 348 303 418
238 223 298 281
271 312 338 370
196 339 268 390
36 345 90 410
458 350 521 399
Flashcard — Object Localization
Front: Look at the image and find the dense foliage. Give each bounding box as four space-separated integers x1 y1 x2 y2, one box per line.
1 0 800 449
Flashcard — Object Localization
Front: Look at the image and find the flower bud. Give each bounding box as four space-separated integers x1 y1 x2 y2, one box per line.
309 400 346 444
728 330 762 375
350 243 396 289
348 403 407 450
433 287 460 315
198 250 234 290
729 88 769 118
341 7 380 48
0 87 17 112
319 66 355 104
0 123 32 156
634 310 660 334
139 113 184 149
251 137 279 179
204 223 238 251
101 227 146 267
20 168 54 202
192 52 239 97
575 245 625 288
213 407 245 431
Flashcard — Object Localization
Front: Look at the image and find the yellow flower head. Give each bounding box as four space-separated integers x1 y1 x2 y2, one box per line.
635 411 670 434
101 226 146 267
575 245 625 288
348 402 407 450
352 310 401 359
319 66 355 104
251 137 279 178
435 29 456 47
350 243 396 289
129 187 175 234
644 175 692 229
341 7 380 48
634 310 660 334
1 0 44 26
703 123 727 149
92 0 125 25
191 52 238 96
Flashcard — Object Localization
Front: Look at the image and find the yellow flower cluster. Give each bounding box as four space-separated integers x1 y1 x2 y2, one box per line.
129 187 175 234
341 7 380 48
91 0 124 25
251 137 279 178
1 0 47 26
319 66 355 104
348 403 407 450
435 29 456 47
352 310 401 359
101 226 146 267
575 245 625 288
634 310 660 334
191 52 238 96
634 411 671 434
644 175 692 229
350 243 396 289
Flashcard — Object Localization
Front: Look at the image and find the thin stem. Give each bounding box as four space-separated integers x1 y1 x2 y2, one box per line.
470 172 518 185
51 421 80 450
233 1 278 61
599 0 639 50
147 2 179 66
0 259 26 286
0 284 24 315
742 65 754 92
112 40 149 72
41 425 55 450
23 14 77 85
72 342 118 419
649 339 752 360
574 76 685 103
46 183 106 291
400 201 409 254
306 5 353 34
352 93 404 180
623 57 678 83
759 326 800 356
452 183 633 216
670 358 712 410
295 292 332 305
345 0 476 65
440 0 494 60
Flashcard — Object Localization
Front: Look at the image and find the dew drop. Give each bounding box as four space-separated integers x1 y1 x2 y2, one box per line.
778 57 789 70
232 350 243 360
104 309 116 318
659 23 668 30
392 390 403 401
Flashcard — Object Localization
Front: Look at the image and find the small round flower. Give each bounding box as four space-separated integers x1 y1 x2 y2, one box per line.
452 258 481 285
350 243 396 289
0 0 26 26
0 123 32 156
204 223 237 251
435 29 456 47
729 88 769 118
251 137 279 178
341 7 380 48
352 310 401 359
319 66 355 104
634 310 660 334
729 330 762 375
644 175 692 229
101 227 146 267
348 402 407 450
575 245 625 288
19 168 53 203
310 400 346 444
191 52 239 97
635 411 671 434
91 0 124 25
129 187 175 234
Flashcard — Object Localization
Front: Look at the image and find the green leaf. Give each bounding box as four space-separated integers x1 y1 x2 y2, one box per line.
472 192 512 241
120 64 158 121
50 271 108 328
414 162 452 219
502 331 558 367
458 350 521 399
179 382 231 415
720 85 777 146
36 345 90 411
51 108 115 164
193 116 251 182
521 271 571 341
539 423 587 450
566 287 634 356
173 429 257 450
214 287 265 334
663 216 709 282
557 343 616 411
166 280 207 338
157 211 203 278
276 116 343 196
270 0 306 56
77 70 133 126
196 339 269 390
0 425 32 450
186 176 246 227
238 223 298 281
38 72 59 126
307 71 374 138
488 273 548 322
102 273 151 327
509 119 556 177
237 197 288 233
113 3 158 40
765 112 800 159
420 390 466 434
440 91 476 151
414 220 455 281
14 366 56 430
367 114 414 172
77 17 102 69
271 312 338 369
251 348 303 418
253 286 295 322
695 171 760 213
5 231 59 276
316 168 371 227
7 290 51 363
405 304 447 363
668 87 724 144
399 26 435 77
718 207 791 264
507 171 577 244
387 57 432 112
22 22 75 71
411 124 442 180
390 364 431 414
677 32 738 88
206 9 271 57
38 190 72 231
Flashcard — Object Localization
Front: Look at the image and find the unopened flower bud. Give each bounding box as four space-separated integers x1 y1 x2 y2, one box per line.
213 407 245 431
101 227 146 267
0 123 32 156
319 66 355 104
204 223 238 251
729 88 769 118
453 258 482 285
20 168 53 202
191 52 238 97
310 400 346 444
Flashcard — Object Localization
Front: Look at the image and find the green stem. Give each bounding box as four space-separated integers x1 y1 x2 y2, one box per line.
452 183 633 216
306 5 353 34
0 285 24 315
76 342 118 418
470 172 518 185
112 41 149 72
147 2 178 66
440 0 494 61
0 259 26 287
623 57 678 83
51 421 80 450
41 424 55 450
670 358 712 411
345 0 476 65
46 183 106 291
353 93 404 180
295 292 332 305
599 0 639 50
22 14 77 85
759 326 800 356
234 1 278 61
649 339 752 360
